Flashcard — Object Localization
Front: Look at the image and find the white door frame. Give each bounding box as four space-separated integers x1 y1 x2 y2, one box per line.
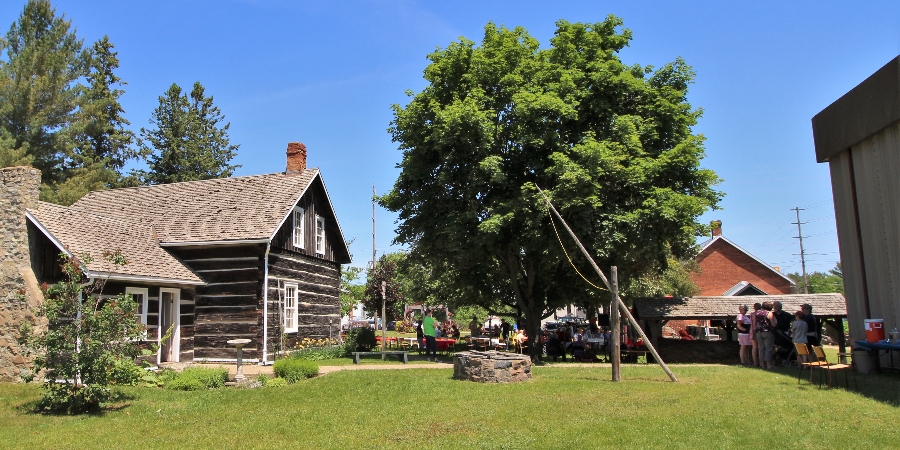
158 288 181 364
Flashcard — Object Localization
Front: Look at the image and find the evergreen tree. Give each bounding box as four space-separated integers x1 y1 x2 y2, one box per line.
43 36 135 205
136 82 240 184
0 0 86 183
71 36 134 174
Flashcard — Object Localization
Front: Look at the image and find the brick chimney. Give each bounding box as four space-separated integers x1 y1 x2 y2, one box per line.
286 142 307 175
711 220 723 237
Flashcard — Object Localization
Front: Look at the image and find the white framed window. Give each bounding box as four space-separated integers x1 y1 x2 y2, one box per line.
284 283 298 333
126 287 149 339
315 215 325 254
292 207 305 248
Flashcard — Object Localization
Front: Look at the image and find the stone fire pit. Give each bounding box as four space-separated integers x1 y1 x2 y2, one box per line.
453 351 531 383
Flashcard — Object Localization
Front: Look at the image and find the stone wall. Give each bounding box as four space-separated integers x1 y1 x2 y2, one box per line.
453 351 531 383
0 166 44 382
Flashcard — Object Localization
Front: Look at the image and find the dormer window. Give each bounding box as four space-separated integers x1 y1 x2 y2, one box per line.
293 207 305 248
315 215 325 254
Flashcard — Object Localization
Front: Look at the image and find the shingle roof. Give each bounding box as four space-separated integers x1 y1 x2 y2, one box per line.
71 170 319 243
27 202 202 283
723 281 768 296
633 294 848 320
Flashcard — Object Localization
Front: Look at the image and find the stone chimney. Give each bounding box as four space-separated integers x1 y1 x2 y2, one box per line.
0 166 44 382
286 142 307 175
711 220 723 237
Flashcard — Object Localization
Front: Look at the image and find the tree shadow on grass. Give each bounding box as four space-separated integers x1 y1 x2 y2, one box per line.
772 366 900 407
17 389 137 416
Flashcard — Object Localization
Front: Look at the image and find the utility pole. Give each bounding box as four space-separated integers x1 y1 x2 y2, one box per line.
792 207 809 294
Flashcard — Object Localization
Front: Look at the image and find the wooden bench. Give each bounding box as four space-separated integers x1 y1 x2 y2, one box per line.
351 351 409 364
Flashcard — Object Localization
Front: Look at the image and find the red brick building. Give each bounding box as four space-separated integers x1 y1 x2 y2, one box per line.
692 223 795 296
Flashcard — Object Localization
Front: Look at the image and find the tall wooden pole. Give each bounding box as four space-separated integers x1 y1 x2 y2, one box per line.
536 185 678 382
374 185 386 359
610 266 621 382
381 281 387 359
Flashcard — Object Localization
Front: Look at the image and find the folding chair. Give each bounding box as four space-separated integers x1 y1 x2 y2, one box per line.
794 343 829 384
516 340 529 355
812 346 857 390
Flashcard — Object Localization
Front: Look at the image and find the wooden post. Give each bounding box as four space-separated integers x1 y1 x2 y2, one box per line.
611 266 621 382
536 185 678 382
381 281 387 359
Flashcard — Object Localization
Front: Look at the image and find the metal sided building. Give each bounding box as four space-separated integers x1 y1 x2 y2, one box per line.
812 55 900 342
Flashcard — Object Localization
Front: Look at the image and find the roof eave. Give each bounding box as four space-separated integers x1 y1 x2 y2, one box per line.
159 239 270 247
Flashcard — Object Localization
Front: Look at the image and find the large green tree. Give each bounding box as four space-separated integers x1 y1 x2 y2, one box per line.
0 0 85 183
0 1 137 204
380 17 721 359
136 81 240 184
363 254 404 321
43 36 135 205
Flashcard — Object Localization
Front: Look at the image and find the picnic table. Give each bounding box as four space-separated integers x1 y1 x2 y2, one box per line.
436 338 456 354
375 336 397 349
855 339 900 374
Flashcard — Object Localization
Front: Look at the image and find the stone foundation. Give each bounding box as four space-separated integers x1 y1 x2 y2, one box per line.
453 351 531 383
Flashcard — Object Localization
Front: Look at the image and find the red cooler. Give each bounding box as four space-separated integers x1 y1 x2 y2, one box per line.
865 319 885 342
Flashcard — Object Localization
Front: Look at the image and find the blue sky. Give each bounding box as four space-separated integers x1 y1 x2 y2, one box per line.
3 0 899 275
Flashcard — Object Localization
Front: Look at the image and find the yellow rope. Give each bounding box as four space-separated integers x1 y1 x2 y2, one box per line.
548 211 606 291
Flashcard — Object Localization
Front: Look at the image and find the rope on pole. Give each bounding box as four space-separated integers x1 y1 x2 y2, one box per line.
535 185 678 382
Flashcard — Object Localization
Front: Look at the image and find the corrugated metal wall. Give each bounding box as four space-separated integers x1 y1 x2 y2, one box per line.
831 120 900 340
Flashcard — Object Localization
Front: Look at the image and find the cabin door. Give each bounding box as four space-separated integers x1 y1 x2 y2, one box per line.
158 288 181 363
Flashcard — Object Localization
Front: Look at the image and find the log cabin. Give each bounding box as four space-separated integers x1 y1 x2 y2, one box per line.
8 143 350 366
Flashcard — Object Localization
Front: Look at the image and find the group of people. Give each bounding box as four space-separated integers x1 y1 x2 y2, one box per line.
736 301 820 369
545 323 609 362
467 315 513 341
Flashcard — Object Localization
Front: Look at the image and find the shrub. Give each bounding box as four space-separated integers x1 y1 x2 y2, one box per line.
109 358 144 386
166 376 205 391
273 359 318 383
265 377 288 388
165 367 228 390
21 253 146 413
289 345 345 361
343 327 376 353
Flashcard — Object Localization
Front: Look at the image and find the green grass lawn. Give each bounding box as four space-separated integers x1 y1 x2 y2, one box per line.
1 364 899 449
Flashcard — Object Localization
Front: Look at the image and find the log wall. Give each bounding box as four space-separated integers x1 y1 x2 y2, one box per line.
172 244 266 361
266 250 340 360
271 179 349 264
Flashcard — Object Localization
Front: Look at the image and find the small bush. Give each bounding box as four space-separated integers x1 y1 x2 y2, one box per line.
289 346 345 361
265 377 288 388
109 358 144 386
165 367 228 390
166 376 205 391
344 327 376 353
273 359 318 383
257 374 270 386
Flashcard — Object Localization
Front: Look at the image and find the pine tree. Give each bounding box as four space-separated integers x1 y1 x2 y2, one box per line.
42 36 135 205
0 0 86 183
71 36 134 174
137 81 240 184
